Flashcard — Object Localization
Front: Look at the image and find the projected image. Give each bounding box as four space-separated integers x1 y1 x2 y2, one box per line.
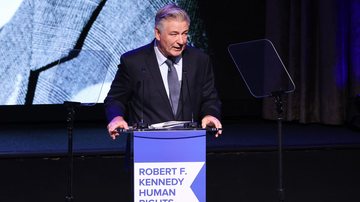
0 0 23 28
0 0 207 105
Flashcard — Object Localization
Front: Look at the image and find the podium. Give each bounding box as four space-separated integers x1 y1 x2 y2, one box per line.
132 129 206 202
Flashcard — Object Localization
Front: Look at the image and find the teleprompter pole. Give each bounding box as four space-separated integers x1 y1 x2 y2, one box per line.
272 91 285 202
64 101 80 202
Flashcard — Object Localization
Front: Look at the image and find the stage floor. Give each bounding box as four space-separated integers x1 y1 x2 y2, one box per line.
0 119 359 157
0 149 359 202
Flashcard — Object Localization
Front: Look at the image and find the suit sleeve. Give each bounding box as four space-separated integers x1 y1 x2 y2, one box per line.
104 56 133 123
200 56 222 120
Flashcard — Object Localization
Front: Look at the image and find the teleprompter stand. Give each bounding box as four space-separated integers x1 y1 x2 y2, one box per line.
64 101 80 202
228 39 296 202
57 49 111 201
272 91 285 201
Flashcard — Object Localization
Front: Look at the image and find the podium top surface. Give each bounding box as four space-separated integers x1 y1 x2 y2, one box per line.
132 129 207 139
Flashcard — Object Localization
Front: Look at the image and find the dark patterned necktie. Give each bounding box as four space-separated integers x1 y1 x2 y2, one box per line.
165 59 180 116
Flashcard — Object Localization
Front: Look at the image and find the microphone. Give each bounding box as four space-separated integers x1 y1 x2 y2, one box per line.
134 68 148 129
183 70 198 128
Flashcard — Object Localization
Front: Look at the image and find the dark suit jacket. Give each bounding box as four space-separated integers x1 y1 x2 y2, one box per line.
104 40 221 125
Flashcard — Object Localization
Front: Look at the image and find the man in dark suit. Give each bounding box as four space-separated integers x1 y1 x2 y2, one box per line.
105 4 222 139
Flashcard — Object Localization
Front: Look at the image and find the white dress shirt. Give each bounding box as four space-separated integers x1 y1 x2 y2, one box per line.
154 41 183 97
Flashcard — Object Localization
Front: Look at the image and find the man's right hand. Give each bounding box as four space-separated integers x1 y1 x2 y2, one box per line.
107 116 129 140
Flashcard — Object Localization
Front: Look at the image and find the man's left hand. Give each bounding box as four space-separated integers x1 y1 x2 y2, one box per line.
201 115 222 137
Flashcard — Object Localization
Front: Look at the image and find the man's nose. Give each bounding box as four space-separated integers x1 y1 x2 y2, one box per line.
177 35 185 44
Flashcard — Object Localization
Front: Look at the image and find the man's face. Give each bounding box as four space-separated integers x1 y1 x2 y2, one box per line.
155 19 189 58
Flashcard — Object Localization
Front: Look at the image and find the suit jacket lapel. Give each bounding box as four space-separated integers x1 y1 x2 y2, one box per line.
181 47 192 104
177 47 193 119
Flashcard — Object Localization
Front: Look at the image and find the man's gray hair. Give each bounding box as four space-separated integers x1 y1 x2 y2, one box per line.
155 4 190 31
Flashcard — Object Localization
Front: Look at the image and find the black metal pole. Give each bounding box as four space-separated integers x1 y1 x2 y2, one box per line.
273 93 285 202
277 115 284 202
64 101 80 202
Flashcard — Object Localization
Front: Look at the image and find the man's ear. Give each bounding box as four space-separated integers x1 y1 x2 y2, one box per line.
155 28 161 41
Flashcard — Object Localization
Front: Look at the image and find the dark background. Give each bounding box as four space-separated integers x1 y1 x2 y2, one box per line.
198 0 266 119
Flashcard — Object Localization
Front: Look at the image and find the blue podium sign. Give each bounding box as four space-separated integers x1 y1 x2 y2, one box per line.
133 130 206 202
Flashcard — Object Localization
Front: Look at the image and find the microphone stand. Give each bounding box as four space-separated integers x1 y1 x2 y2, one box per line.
271 91 285 202
135 69 149 130
183 71 198 129
64 101 80 202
